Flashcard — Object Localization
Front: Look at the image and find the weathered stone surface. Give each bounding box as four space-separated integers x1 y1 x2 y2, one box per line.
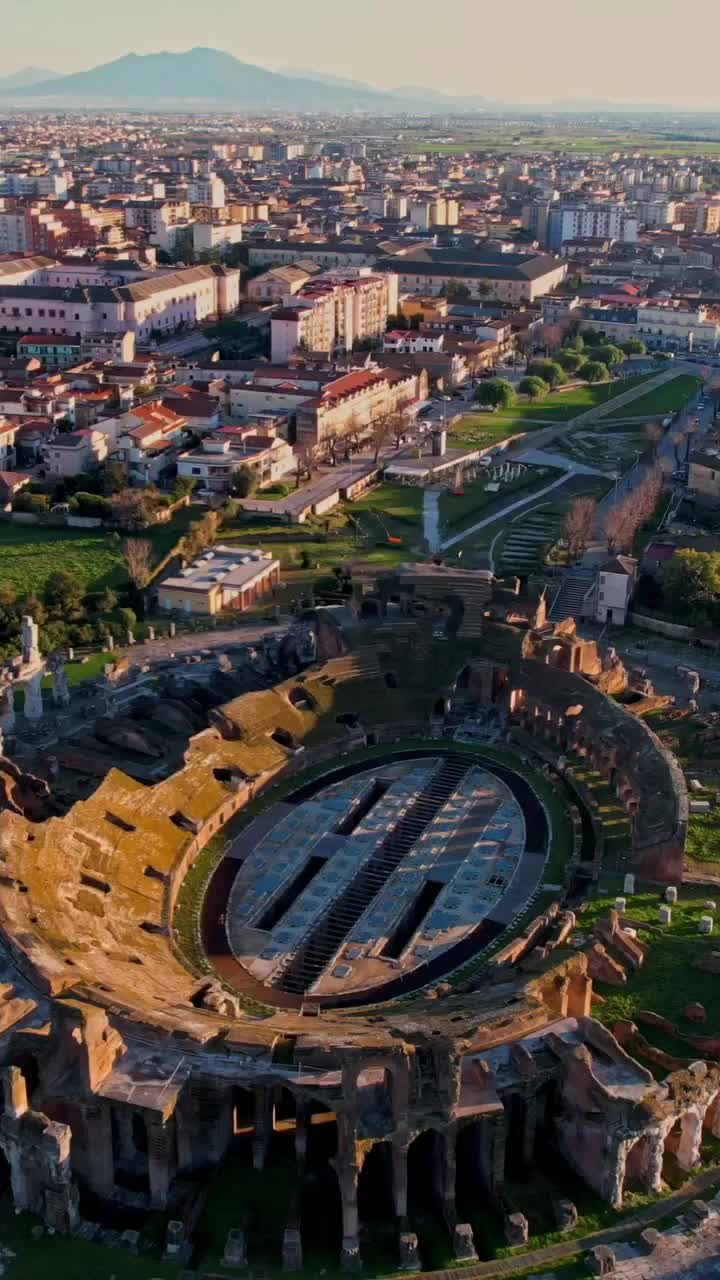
505 1212 529 1245
398 1232 421 1272
453 1223 477 1261
221 1227 247 1269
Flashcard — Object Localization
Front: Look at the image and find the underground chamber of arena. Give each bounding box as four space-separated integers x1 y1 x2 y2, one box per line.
201 747 553 1009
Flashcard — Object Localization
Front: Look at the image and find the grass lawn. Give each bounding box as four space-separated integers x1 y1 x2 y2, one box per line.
0 1195 181 1280
439 467 558 535
581 884 720 1038
604 374 701 420
449 413 547 449
481 376 658 426
228 484 423 574
0 505 201 596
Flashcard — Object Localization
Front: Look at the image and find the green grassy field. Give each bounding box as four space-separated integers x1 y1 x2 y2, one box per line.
438 467 557 534
449 413 546 448
0 506 200 596
604 374 700 420
478 375 657 426
405 131 720 157
581 884 720 1039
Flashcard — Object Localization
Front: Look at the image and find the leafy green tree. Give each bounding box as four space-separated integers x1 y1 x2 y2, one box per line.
564 334 585 352
231 465 258 499
580 327 602 345
518 376 549 401
662 549 720 618
442 280 471 300
527 359 567 388
582 360 610 383
45 570 84 612
474 378 517 410
622 338 647 355
557 350 584 375
594 344 624 367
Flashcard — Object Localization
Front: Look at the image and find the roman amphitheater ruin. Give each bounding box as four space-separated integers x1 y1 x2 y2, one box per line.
0 567 711 1274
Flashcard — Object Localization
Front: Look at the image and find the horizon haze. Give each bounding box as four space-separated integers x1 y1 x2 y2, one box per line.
1 0 720 109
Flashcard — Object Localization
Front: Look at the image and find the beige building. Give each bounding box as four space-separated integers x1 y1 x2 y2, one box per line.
689 443 720 504
158 545 280 616
44 428 109 478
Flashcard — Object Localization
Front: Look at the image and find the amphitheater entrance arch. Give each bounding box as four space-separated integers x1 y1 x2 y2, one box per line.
407 1127 450 1218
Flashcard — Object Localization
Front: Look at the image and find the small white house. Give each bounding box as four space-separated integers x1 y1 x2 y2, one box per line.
586 555 638 625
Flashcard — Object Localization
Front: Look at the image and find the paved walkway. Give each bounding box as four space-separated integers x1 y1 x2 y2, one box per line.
423 487 442 552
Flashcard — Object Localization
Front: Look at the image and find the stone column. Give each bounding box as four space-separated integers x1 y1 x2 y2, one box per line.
335 1153 361 1273
479 1112 506 1197
114 1108 137 1164
521 1094 538 1169
24 670 44 722
84 1105 115 1199
294 1099 310 1174
439 1125 457 1226
391 1140 408 1219
643 1135 665 1195
253 1085 273 1171
676 1110 703 1172
603 1134 630 1210
146 1115 176 1209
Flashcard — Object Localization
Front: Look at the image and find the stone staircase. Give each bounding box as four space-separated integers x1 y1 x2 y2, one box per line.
548 567 595 623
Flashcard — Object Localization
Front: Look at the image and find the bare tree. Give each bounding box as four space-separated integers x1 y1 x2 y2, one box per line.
604 495 637 554
562 496 597 561
122 538 152 589
644 421 664 460
370 413 393 463
390 407 413 450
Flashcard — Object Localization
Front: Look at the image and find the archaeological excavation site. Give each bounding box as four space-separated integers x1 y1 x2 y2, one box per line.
0 568 716 1278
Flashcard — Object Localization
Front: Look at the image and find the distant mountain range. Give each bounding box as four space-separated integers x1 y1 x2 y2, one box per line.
0 66 61 90
0 47 487 112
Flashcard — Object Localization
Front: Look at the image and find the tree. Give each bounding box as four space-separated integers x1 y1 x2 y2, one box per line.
662 549 720 618
122 538 153 590
231 465 257 499
582 360 610 383
109 487 161 531
171 475 198 500
474 378 517 410
562 497 597 561
442 280 471 301
518 376 549 402
593 344 624 368
370 413 393 463
581 328 602 346
98 460 128 496
645 421 664 459
622 338 647 356
564 334 585 353
45 570 84 612
527 359 567 388
390 407 414 449
557 350 584 375
604 497 637 554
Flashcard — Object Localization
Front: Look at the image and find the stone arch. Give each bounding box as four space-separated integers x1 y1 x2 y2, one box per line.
346 1055 409 1125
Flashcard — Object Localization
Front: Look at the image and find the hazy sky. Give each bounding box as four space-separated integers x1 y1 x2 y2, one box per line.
2 0 720 106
